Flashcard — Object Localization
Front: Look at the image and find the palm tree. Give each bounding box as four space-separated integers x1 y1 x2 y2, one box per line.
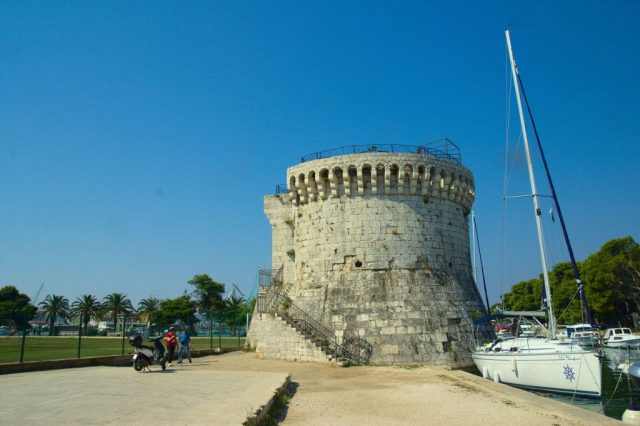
102 293 133 334
138 297 160 329
71 294 102 335
39 294 70 336
224 295 245 337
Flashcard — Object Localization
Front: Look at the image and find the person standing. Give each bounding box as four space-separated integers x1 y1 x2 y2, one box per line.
177 325 192 364
164 327 178 366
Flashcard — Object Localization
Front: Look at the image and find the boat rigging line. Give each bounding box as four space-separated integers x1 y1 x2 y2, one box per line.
471 211 491 316
514 63 595 326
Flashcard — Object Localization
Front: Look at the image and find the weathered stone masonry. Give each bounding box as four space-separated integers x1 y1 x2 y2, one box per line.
250 152 487 367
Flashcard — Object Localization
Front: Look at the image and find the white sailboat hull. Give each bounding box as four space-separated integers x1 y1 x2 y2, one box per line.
472 345 602 397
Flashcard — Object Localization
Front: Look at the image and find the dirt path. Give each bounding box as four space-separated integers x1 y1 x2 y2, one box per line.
202 352 618 425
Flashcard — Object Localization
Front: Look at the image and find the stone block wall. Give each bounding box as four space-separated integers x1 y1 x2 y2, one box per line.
255 151 487 367
247 313 333 363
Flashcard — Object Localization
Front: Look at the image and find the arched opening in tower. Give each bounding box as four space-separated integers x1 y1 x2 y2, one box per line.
348 165 358 197
362 164 372 195
389 164 399 195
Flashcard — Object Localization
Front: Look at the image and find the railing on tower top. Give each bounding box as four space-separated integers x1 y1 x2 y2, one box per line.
275 184 288 195
299 138 461 164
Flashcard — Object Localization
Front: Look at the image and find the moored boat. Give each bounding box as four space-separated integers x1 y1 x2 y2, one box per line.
471 29 602 398
603 328 640 348
474 337 602 397
566 323 601 348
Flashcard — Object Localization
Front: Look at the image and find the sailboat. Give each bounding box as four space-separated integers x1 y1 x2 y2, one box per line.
471 30 603 398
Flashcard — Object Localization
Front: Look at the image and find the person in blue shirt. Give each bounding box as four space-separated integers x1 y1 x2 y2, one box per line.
177 325 192 364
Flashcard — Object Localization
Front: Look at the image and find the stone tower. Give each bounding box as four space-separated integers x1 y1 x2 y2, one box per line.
249 142 487 367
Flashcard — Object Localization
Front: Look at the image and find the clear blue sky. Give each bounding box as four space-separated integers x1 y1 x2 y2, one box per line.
1 1 638 307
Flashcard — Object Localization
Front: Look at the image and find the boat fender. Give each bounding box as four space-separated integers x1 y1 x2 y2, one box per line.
482 366 489 379
622 408 640 425
629 363 640 389
493 370 500 383
511 357 517 373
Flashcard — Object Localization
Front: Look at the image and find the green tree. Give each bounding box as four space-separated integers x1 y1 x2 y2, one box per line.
582 236 640 325
548 262 584 324
498 236 640 327
71 294 102 335
102 293 133 333
188 274 225 317
241 297 256 318
222 295 246 336
154 295 198 329
138 297 161 328
501 278 543 312
39 294 70 336
0 285 37 330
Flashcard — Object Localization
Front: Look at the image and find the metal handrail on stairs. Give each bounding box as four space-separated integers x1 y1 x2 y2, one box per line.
256 291 371 365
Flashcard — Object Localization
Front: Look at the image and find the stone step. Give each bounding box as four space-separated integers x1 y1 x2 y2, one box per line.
334 357 350 367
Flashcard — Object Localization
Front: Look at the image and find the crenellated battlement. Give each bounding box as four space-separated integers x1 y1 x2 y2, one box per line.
252 142 487 367
286 152 475 214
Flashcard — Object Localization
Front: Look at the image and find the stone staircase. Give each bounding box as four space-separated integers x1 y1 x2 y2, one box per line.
252 268 370 366
286 317 350 367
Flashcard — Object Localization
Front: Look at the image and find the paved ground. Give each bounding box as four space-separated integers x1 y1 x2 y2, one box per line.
207 352 619 426
1 358 287 425
1 352 620 425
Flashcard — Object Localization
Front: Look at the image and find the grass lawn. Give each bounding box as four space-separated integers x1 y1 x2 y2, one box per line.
0 336 246 364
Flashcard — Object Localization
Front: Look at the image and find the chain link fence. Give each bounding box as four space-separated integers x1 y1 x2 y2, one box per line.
0 313 250 364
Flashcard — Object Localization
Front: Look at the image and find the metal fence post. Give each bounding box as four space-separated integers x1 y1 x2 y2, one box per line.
77 315 82 359
209 317 213 349
218 314 222 350
19 328 27 363
121 315 126 355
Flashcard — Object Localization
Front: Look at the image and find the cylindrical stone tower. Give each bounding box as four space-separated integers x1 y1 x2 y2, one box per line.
259 143 486 367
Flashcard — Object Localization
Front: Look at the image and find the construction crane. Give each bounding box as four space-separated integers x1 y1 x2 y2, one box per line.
224 283 246 301
32 283 45 305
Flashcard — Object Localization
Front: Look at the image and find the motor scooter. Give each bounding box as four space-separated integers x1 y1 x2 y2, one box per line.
128 335 167 371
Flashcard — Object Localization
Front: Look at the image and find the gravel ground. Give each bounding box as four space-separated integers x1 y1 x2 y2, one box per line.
203 351 619 426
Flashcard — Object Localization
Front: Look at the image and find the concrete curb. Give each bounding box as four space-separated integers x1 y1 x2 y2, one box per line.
245 374 291 425
0 347 240 375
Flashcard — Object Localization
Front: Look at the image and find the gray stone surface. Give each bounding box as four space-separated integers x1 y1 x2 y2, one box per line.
0 360 288 425
248 313 332 363
252 152 488 366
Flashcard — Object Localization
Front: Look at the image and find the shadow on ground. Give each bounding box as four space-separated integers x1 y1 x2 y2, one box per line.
274 381 299 423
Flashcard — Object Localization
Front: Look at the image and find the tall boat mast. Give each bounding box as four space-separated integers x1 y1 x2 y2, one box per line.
504 30 556 339
512 55 595 327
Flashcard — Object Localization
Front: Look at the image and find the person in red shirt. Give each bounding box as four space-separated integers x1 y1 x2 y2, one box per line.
165 327 178 366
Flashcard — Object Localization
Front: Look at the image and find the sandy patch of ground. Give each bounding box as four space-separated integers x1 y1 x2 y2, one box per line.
200 352 618 425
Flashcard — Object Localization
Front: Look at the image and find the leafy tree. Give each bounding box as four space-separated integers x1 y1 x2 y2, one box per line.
154 295 198 329
501 278 543 312
222 295 246 336
582 236 640 325
102 293 133 333
498 236 640 327
71 294 102 335
39 294 70 336
548 262 585 324
241 297 256 317
188 274 225 317
0 285 37 330
138 297 161 327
